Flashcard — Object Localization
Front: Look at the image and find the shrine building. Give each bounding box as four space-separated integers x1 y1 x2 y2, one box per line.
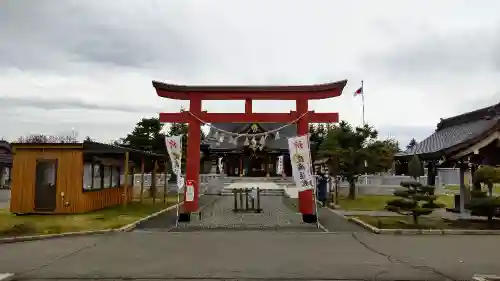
200 123 295 177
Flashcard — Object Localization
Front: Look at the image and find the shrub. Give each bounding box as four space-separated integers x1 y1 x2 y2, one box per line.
473 166 500 196
408 155 424 180
466 197 500 226
386 180 444 225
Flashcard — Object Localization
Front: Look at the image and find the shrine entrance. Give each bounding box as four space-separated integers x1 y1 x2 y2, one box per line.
154 80 347 223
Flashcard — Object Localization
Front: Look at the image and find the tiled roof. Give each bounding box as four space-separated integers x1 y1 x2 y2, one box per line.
397 102 500 159
0 154 12 165
203 123 296 151
0 141 12 165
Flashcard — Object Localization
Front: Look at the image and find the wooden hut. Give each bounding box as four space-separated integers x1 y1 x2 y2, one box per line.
9 141 165 214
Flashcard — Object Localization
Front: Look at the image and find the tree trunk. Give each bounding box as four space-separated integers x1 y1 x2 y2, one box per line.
487 183 493 197
412 213 419 225
348 180 356 200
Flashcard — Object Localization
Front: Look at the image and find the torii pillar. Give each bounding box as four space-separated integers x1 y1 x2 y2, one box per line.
153 80 347 223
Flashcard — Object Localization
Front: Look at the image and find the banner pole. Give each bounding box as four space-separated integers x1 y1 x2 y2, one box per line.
176 185 180 227
307 136 320 229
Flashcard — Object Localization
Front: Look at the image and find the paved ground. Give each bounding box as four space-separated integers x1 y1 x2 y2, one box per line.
174 195 321 232
2 181 499 280
1 231 500 280
136 193 366 233
0 189 9 209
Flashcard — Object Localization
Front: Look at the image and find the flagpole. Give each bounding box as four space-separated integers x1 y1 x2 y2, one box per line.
361 80 365 126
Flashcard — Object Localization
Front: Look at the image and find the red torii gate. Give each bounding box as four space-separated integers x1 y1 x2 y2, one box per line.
153 80 347 223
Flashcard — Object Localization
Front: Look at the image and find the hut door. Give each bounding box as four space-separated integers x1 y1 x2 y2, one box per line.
34 159 57 212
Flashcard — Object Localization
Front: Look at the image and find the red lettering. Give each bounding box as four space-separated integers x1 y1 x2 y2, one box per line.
167 140 177 148
293 140 303 149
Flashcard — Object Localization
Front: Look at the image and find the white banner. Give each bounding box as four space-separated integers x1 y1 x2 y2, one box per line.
218 157 224 174
276 155 284 175
165 135 183 190
288 135 314 191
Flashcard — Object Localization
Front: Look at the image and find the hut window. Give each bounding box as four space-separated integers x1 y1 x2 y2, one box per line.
111 167 120 187
83 163 93 190
103 166 112 188
92 164 103 190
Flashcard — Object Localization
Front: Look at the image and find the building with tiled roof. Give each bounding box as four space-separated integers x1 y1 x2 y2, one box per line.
396 102 500 163
395 102 500 203
201 123 295 177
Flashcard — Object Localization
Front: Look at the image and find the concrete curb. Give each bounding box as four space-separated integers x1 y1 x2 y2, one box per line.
118 201 184 232
0 229 115 244
326 207 351 221
0 273 14 281
473 274 500 281
0 201 185 244
348 217 500 235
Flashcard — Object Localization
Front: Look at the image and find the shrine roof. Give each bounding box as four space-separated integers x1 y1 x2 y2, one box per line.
202 123 295 151
152 80 348 100
0 141 12 166
396 102 500 160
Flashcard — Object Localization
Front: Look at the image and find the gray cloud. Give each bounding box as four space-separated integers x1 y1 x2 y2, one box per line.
0 96 164 113
363 27 500 77
0 0 203 73
2 0 500 145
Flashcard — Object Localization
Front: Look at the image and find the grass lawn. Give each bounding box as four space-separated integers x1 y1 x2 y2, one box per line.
444 184 500 193
0 196 178 238
353 215 500 230
337 195 454 211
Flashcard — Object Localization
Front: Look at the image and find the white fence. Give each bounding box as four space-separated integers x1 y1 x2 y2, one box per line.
342 168 463 187
123 173 221 196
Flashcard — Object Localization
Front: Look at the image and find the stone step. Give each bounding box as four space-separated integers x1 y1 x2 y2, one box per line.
220 189 285 196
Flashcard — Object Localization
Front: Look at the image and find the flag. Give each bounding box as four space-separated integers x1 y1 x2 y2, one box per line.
165 135 183 190
288 135 315 191
353 86 363 97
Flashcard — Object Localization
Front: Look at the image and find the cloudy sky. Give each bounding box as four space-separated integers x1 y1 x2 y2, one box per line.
1 0 499 147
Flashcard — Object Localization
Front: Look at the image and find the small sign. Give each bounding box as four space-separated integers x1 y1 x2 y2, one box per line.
185 180 195 202
250 188 258 199
177 176 185 191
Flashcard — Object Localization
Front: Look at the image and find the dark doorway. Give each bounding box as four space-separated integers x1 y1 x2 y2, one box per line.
34 159 57 212
248 155 265 177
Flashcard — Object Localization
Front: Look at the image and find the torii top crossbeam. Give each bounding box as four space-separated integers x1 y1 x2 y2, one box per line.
152 80 347 100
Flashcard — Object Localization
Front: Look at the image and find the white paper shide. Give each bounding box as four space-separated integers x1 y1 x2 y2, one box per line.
288 135 314 191
218 157 224 174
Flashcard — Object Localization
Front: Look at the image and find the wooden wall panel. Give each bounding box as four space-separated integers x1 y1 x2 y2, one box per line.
10 149 83 214
82 186 133 212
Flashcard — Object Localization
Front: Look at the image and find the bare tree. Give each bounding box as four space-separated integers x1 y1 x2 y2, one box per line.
16 133 78 143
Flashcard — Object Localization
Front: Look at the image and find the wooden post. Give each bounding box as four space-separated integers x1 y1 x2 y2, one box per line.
163 158 168 204
296 98 316 223
139 157 145 203
181 97 202 220
152 159 157 205
123 151 130 208
266 155 270 177
239 156 243 177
